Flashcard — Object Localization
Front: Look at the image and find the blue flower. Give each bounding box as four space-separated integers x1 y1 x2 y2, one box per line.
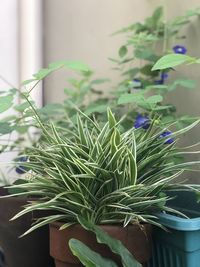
159 131 174 144
161 73 169 80
133 78 142 89
173 45 187 54
134 114 150 129
155 72 169 85
133 78 141 83
15 156 27 174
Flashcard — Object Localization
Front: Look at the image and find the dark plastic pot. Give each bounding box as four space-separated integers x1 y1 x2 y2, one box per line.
0 187 55 267
50 222 152 267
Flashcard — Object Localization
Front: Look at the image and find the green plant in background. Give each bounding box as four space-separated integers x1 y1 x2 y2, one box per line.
0 6 200 186
0 60 109 140
4 107 200 234
111 6 200 128
152 53 200 70
0 5 200 266
0 61 111 183
39 69 111 125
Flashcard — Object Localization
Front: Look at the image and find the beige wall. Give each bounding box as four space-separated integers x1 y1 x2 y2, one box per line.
43 0 200 108
166 0 200 120
165 1 200 182
43 0 160 103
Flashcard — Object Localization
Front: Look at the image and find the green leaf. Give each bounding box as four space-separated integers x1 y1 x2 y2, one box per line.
175 79 196 89
134 49 155 61
140 64 158 76
152 6 163 25
48 61 67 70
120 94 163 110
137 102 152 110
48 61 91 72
152 54 193 70
85 104 108 115
69 239 118 267
77 114 88 147
144 7 163 29
185 8 200 17
146 84 168 91
14 101 34 112
108 57 119 63
119 57 135 65
122 68 140 77
107 108 117 128
33 68 52 80
0 122 13 134
8 179 29 195
127 151 137 185
78 217 142 267
110 131 118 156
39 103 64 115
168 79 197 92
118 94 143 105
146 95 163 104
22 79 37 85
153 105 173 111
64 88 76 97
91 78 110 85
64 61 91 72
0 95 13 113
33 61 91 80
119 46 128 58
14 125 29 134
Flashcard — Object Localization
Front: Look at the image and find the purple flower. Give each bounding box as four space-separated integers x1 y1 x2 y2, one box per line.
15 156 27 174
155 72 169 85
159 131 174 144
173 45 187 54
161 73 169 80
134 114 150 129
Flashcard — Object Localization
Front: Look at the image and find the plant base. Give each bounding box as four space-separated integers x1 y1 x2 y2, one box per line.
54 260 79 267
50 222 152 267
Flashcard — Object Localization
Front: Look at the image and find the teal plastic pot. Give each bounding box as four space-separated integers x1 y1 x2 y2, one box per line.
147 191 200 267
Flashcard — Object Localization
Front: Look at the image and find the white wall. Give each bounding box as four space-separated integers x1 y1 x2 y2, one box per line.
0 0 19 89
0 0 19 184
19 0 43 107
0 0 43 184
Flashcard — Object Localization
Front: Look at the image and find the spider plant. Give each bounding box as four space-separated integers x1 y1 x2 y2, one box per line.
5 108 200 235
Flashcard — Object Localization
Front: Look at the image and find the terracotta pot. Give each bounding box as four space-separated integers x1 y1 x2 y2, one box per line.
0 187 55 267
50 222 152 267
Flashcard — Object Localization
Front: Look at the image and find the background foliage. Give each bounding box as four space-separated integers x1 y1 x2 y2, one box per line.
0 6 200 184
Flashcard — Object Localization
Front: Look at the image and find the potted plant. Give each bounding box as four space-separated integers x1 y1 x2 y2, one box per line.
0 108 55 267
68 221 143 267
0 6 200 266
3 102 200 266
0 61 92 267
0 186 55 267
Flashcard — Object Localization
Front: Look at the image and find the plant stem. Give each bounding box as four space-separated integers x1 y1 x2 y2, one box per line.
162 0 168 53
